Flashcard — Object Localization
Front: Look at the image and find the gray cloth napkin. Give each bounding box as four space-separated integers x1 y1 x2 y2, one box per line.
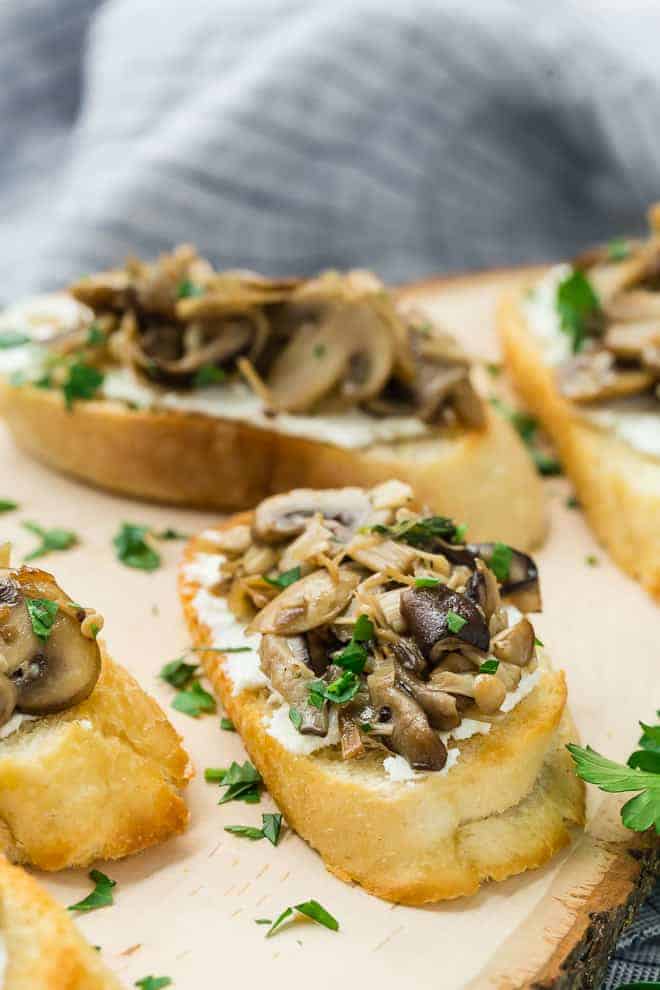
0 0 657 982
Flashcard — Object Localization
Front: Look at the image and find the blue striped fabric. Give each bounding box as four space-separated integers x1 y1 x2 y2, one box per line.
0 0 657 982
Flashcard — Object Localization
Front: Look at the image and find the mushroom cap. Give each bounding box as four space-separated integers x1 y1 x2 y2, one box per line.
248 567 361 636
253 487 373 543
400 584 490 660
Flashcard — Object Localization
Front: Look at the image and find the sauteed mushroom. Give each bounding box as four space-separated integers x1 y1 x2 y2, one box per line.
558 350 654 403
259 634 328 735
467 543 542 612
253 488 372 543
400 585 490 661
368 669 447 771
248 567 360 635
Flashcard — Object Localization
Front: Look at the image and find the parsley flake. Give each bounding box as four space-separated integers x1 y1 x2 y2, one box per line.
264 566 301 589
160 657 198 689
217 760 262 804
68 870 116 913
331 614 374 674
313 343 327 359
490 542 513 582
0 499 17 513
289 707 303 731
415 576 440 588
193 364 226 388
566 495 580 509
479 658 500 675
534 636 544 647
135 978 172 990
446 610 467 634
172 680 216 718
86 324 107 347
25 598 58 640
368 515 465 548
155 528 189 540
224 813 283 845
220 716 236 731
266 899 339 938
309 670 360 707
62 361 104 410
177 279 204 299
556 270 601 353
585 554 599 567
224 824 265 841
22 521 77 561
607 238 631 262
113 523 161 571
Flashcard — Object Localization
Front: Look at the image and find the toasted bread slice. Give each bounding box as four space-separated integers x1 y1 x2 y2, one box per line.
0 649 191 871
498 290 660 599
179 515 584 905
0 856 122 989
0 381 546 551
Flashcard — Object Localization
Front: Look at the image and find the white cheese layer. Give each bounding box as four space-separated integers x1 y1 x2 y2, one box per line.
186 551 545 777
0 293 431 451
0 712 37 740
525 266 660 461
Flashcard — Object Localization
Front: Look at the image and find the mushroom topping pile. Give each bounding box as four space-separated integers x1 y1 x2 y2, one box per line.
211 481 542 773
43 247 485 428
553 204 660 406
0 565 102 729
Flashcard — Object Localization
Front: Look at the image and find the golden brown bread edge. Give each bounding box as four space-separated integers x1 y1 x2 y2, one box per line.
0 379 546 551
0 648 192 870
179 515 585 905
0 856 122 990
498 290 660 599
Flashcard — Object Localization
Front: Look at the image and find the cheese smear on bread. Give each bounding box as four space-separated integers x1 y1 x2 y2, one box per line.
524 267 660 460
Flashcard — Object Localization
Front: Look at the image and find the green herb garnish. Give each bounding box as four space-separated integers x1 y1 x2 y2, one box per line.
331 614 374 674
566 495 580 509
25 597 58 641
556 270 601 353
261 812 283 846
489 398 561 476
204 767 226 783
22 521 77 560
135 978 172 990
220 716 236 731
218 761 262 805
585 554 599 567
289 707 303 731
0 499 17 512
534 636 544 647
490 542 513 582
160 657 198 689
486 362 501 377
68 870 116 913
0 331 30 348
479 658 500 675
607 238 631 262
313 343 327 359
310 670 360 708
531 449 562 477
266 899 339 938
264 566 301 589
113 523 161 571
172 680 216 718
155 528 189 540
368 515 465 548
224 824 266 841
446 610 467 634
177 279 204 299
62 361 104 409
414 576 440 588
193 364 226 388
86 323 107 347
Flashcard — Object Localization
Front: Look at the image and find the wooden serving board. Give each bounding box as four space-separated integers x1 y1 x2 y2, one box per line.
1 268 658 989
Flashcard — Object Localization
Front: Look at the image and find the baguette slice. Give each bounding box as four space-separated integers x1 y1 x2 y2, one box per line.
0 649 192 870
498 289 660 599
0 381 546 551
179 515 585 905
0 856 122 989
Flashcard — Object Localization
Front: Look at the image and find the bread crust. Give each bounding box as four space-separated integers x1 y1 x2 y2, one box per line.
0 381 546 550
0 856 122 989
498 292 660 599
179 518 585 905
0 651 192 870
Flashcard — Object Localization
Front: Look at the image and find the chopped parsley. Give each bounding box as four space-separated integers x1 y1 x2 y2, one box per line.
414 576 440 588
479 658 500 675
22 520 78 561
113 523 161 571
204 767 226 783
68 870 116 913
177 279 204 299
446 610 467 634
0 499 17 513
313 343 327 359
224 813 283 846
135 978 172 990
86 323 107 347
155 528 189 540
266 899 339 938
490 542 513 582
220 716 236 731
160 657 198 689
486 362 502 377
264 566 301 589
62 361 104 410
0 331 30 348
556 270 601 353
585 554 599 567
534 636 544 648
331 613 374 674
607 238 631 262
193 364 226 388
25 597 58 641
217 761 262 804
566 495 580 509
568 714 660 833
289 707 303 731
309 670 360 707
368 515 466 548
489 398 561 476
172 680 216 718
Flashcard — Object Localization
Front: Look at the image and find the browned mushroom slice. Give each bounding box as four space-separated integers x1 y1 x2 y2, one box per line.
259 634 328 735
558 350 655 403
587 250 656 305
491 618 535 666
176 272 296 321
68 269 133 310
367 669 447 771
467 543 542 612
466 559 501 620
605 290 660 322
347 538 417 574
253 488 373 543
0 567 101 717
248 567 360 635
392 652 460 731
604 320 660 361
400 585 490 662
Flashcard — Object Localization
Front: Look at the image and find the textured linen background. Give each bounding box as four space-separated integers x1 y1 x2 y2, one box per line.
0 0 658 982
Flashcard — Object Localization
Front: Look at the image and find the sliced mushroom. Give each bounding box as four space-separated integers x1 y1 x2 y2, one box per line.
259 634 328 735
466 559 501 620
467 544 542 612
393 657 460 731
491 618 535 666
347 538 417 574
391 637 427 676
248 567 360 635
473 673 506 714
377 588 406 633
0 567 101 718
605 289 660 322
253 488 372 543
367 669 447 771
604 320 660 361
400 585 490 662
558 350 655 403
